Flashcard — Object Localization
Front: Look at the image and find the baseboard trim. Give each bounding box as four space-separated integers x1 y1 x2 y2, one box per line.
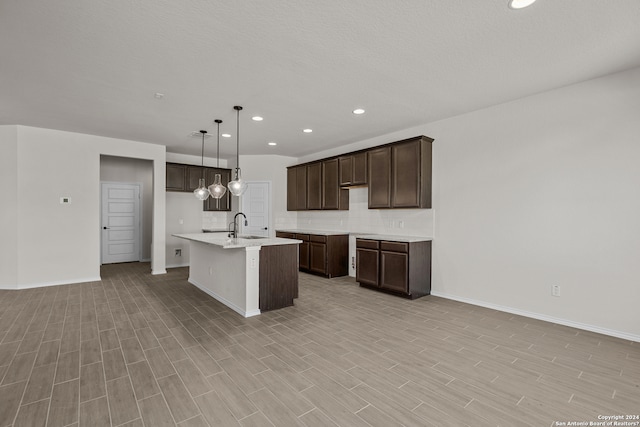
188 277 260 318
5 276 103 290
151 269 167 275
165 262 189 269
430 291 640 343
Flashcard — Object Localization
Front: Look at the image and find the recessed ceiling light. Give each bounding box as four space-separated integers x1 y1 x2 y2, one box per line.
508 0 536 9
268 142 277 146
353 108 365 115
303 129 313 133
221 133 231 138
154 92 164 99
252 116 263 121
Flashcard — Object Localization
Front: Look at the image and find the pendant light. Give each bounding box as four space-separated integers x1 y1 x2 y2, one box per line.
193 130 210 200
227 105 248 196
208 119 227 200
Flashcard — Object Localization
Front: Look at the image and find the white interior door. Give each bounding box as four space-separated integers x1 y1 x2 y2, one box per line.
101 182 141 264
240 182 270 237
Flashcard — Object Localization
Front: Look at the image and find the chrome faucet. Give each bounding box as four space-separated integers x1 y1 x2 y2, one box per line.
228 212 247 238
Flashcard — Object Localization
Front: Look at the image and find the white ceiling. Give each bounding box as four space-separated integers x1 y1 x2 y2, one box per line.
2 1 640 159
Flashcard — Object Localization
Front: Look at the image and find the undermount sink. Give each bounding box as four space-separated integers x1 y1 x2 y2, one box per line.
237 235 267 239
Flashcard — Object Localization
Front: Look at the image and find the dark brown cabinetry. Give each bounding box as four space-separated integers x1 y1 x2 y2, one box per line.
355 239 379 287
368 137 432 209
367 147 392 208
306 163 322 210
166 162 232 211
276 231 349 278
258 244 299 312
339 152 367 186
187 166 206 191
287 166 308 211
287 135 432 211
322 159 348 210
356 238 431 299
296 234 310 270
166 163 187 191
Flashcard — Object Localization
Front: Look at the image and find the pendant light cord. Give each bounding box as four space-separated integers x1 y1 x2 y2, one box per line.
234 106 243 174
200 130 206 179
214 119 222 168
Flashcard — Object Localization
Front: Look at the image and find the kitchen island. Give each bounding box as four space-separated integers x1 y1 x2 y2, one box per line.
173 233 301 317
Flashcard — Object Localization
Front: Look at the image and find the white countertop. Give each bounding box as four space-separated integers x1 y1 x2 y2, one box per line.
276 229 350 236
356 234 432 242
173 233 302 249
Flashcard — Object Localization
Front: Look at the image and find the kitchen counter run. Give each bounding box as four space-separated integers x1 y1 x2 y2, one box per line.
173 233 302 249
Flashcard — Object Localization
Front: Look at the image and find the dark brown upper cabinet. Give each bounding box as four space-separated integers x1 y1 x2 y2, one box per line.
287 135 432 211
166 162 232 211
187 165 207 192
204 168 231 211
368 136 432 209
287 165 307 211
166 163 187 191
306 162 322 210
367 146 392 208
322 159 348 210
339 152 367 186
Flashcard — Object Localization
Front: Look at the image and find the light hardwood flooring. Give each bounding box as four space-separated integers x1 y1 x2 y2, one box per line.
0 262 638 426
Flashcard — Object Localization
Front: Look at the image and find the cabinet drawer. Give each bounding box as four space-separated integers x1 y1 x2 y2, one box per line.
295 234 310 241
276 232 295 239
380 241 408 253
356 239 379 250
310 235 327 243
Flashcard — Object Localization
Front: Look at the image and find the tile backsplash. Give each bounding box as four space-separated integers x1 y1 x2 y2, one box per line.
296 187 434 237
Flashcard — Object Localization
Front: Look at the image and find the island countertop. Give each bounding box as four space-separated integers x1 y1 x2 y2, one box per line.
173 233 302 249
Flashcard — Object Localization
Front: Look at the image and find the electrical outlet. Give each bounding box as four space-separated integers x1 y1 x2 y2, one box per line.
398 220 405 228
552 285 561 297
174 249 182 257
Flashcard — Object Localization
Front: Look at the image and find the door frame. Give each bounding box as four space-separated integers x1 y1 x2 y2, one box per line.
239 181 272 237
100 181 143 264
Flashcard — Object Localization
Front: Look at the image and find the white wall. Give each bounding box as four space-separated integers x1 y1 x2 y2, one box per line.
0 126 18 289
0 125 166 289
100 155 154 260
238 155 298 236
297 66 640 340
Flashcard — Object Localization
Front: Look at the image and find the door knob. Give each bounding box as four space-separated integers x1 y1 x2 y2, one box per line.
263 227 268 230
103 227 110 229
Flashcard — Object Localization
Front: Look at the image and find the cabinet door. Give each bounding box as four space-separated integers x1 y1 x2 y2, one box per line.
299 242 310 270
352 152 367 185
356 248 379 287
287 168 297 211
322 159 339 210
392 140 422 208
367 147 392 208
204 168 231 211
295 166 307 210
380 251 409 293
309 242 327 275
338 156 353 186
166 163 187 191
187 166 206 192
306 163 322 210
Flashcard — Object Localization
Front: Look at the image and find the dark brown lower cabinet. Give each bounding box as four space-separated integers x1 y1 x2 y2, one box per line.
356 240 379 287
258 244 299 312
296 234 310 270
276 231 349 278
356 238 431 299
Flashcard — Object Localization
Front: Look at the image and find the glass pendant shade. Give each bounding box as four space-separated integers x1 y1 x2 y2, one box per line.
228 168 248 196
208 174 227 199
193 178 210 200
